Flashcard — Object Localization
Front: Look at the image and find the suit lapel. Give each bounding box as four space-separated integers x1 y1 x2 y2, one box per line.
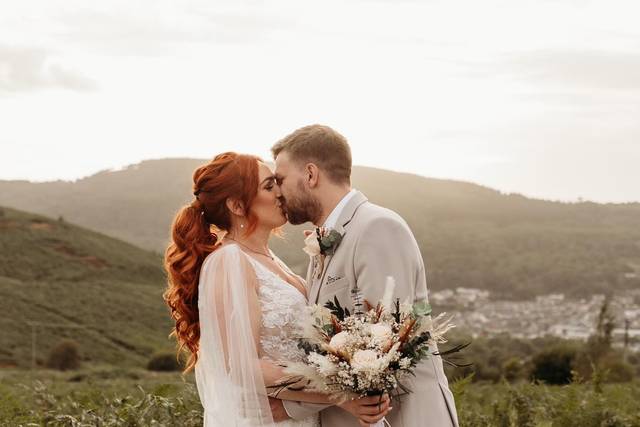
305 258 314 295
312 191 368 304
313 254 332 302
308 255 324 305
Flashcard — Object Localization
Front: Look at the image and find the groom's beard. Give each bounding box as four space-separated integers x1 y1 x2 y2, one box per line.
283 180 322 225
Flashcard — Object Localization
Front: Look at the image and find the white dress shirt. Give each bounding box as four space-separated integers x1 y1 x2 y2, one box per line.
322 189 357 229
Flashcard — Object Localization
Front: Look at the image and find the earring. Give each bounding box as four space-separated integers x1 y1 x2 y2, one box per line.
240 223 244 229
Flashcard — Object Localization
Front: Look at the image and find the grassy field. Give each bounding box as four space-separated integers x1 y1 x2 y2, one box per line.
1 367 639 426
453 378 640 426
0 367 200 426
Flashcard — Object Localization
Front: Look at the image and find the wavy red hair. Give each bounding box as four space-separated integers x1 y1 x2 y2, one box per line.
163 152 261 373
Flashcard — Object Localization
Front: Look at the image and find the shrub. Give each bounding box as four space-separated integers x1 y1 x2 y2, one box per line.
147 352 181 372
530 344 577 385
600 358 635 383
46 339 81 371
502 357 522 382
471 360 502 383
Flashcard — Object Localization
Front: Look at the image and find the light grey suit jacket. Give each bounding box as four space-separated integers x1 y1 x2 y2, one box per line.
283 191 459 427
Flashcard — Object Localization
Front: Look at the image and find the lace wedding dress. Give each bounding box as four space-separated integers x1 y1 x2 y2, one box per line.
249 254 320 427
195 243 320 427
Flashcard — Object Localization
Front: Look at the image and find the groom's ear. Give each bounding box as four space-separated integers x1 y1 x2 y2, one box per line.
305 163 320 188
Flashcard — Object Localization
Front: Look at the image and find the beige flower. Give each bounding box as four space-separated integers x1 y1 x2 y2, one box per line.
369 323 393 347
352 349 380 371
303 232 321 257
329 331 352 351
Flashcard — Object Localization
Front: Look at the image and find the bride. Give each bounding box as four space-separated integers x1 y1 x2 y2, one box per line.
163 152 391 426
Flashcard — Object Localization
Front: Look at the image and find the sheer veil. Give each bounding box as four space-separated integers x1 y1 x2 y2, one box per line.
195 244 275 426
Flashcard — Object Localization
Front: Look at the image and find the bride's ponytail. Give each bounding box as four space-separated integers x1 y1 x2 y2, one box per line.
163 153 261 373
163 200 217 372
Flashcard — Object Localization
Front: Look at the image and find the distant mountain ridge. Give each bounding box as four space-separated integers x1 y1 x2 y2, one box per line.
1 158 639 299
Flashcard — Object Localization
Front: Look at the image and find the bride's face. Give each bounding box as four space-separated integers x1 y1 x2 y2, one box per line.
249 162 287 229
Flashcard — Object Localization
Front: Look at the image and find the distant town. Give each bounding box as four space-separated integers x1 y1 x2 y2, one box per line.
431 286 640 352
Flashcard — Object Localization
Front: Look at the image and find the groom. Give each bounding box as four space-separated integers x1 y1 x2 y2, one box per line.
269 125 459 427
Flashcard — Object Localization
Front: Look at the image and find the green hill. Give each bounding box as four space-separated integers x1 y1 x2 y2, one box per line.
1 159 639 299
0 206 172 368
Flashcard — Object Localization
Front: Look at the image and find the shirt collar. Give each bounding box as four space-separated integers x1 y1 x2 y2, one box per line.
323 189 357 229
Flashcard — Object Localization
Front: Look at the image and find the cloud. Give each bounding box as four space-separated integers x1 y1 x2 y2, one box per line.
50 5 296 56
0 44 97 94
507 49 640 91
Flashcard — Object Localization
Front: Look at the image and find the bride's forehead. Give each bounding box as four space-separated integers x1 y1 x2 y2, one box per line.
257 162 274 178
258 161 273 171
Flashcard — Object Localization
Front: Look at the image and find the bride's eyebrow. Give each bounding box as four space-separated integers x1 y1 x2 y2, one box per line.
261 176 276 185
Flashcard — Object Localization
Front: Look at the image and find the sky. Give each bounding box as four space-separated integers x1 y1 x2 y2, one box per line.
1 0 639 203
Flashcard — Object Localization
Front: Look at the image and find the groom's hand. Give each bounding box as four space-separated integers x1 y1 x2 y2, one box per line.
269 397 291 422
338 394 392 426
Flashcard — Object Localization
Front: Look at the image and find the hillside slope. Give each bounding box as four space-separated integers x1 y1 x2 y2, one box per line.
0 206 172 368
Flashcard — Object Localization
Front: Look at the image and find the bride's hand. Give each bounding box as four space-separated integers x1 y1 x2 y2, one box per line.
268 397 291 422
338 393 391 425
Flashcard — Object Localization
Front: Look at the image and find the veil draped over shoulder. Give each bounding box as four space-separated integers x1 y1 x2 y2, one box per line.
195 244 276 427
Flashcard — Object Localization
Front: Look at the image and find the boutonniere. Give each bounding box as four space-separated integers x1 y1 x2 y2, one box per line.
316 227 343 256
303 227 344 278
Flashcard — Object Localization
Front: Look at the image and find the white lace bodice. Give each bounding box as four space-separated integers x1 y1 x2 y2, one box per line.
247 257 308 363
246 257 320 427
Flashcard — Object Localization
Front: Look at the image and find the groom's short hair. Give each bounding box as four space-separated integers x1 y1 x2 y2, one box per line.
271 124 352 185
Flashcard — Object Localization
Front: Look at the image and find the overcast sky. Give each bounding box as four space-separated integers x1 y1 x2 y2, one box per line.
1 0 639 203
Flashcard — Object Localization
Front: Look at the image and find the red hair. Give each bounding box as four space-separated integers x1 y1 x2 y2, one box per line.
163 152 261 372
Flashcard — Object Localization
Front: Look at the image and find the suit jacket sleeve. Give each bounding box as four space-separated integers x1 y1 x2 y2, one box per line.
282 400 331 421
353 215 427 308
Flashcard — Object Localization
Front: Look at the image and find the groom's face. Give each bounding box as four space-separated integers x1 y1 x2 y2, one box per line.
274 152 322 225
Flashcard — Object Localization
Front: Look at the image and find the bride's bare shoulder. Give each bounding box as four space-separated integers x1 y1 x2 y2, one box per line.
202 242 255 270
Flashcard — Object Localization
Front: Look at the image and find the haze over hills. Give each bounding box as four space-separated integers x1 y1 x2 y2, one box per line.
0 206 172 368
1 159 639 299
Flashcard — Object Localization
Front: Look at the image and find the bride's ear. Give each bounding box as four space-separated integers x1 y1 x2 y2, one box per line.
225 198 246 217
